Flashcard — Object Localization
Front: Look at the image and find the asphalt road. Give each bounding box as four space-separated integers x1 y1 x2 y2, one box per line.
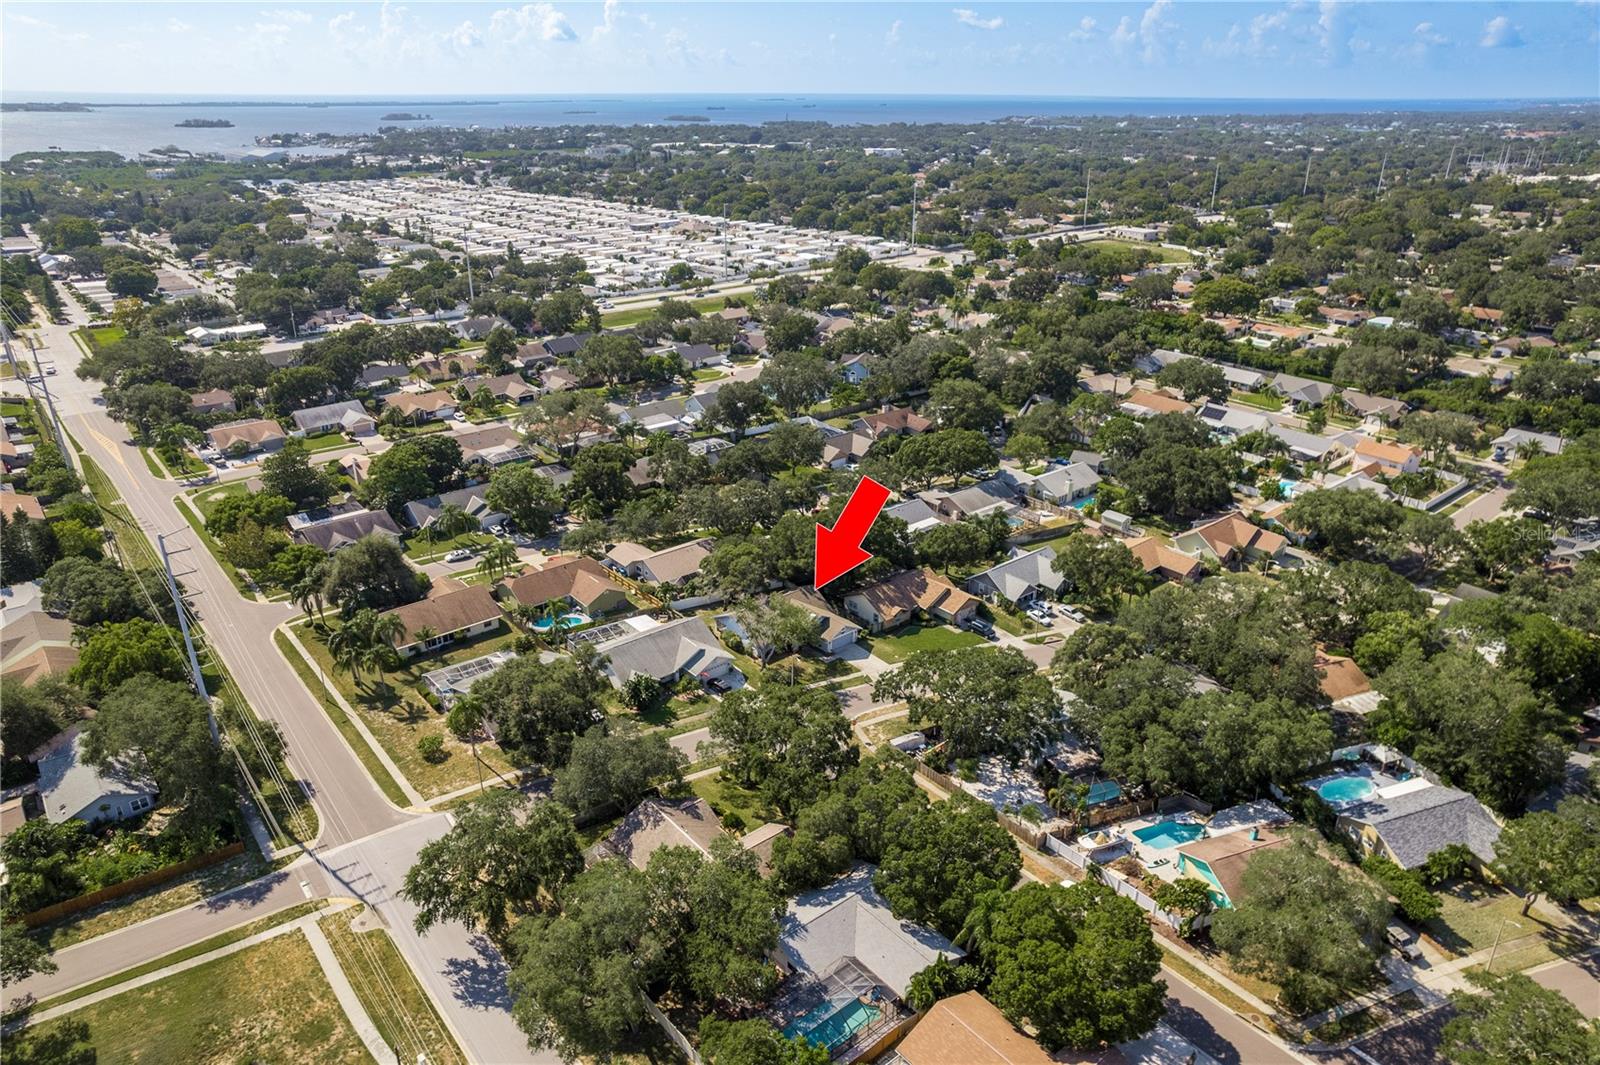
1528 954 1600 1018
1161 967 1311 1064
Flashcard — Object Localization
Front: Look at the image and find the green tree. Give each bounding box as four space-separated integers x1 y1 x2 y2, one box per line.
1191 276 1261 316
1154 878 1216 937
917 520 992 573
1155 358 1229 402
69 619 188 699
402 789 582 936
1051 533 1145 611
705 380 772 439
734 596 819 665
1492 799 1600 915
1441 969 1600 1065
486 463 563 536
469 655 605 767
1462 517 1553 585
709 685 857 815
873 647 1060 764
698 1018 830 1065
260 440 333 510
925 378 1003 432
320 533 424 613
1211 834 1389 1014
39 557 150 626
552 723 687 818
759 350 834 416
875 793 1021 938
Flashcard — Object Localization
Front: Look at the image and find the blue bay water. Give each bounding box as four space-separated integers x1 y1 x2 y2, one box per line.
0 92 1570 160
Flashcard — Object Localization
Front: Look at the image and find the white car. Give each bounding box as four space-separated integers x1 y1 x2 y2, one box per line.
443 548 474 563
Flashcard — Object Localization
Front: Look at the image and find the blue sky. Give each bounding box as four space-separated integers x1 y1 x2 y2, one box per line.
3 2 1597 99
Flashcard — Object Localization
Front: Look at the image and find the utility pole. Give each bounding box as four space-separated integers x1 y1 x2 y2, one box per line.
910 175 921 248
1302 154 1313 197
1444 145 1456 181
158 532 216 742
465 242 475 302
1210 160 1221 213
1083 167 1091 228
1376 154 1388 196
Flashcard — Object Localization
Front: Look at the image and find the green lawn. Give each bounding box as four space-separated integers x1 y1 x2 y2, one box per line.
295 622 521 798
321 906 466 1065
1423 882 1546 958
12 929 373 1065
600 294 729 328
188 479 250 520
1230 389 1284 411
79 324 127 352
862 623 985 663
403 530 497 563
690 770 779 832
1081 238 1192 262
172 494 253 596
301 430 354 453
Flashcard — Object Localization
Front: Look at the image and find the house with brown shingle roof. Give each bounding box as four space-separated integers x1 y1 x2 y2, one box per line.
895 991 1068 1065
1119 389 1192 418
205 418 286 455
383 390 457 423
504 556 631 616
480 373 541 405
1174 514 1288 568
0 491 46 521
842 568 978 633
0 609 78 684
854 405 932 439
189 388 236 415
1174 826 1293 909
604 797 729 869
1351 437 1422 476
1126 536 1203 583
381 585 503 657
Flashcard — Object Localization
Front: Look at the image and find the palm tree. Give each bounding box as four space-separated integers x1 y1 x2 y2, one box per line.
327 623 367 687
1047 780 1091 828
429 503 476 545
478 541 519 582
363 612 406 691
291 574 322 623
445 694 487 794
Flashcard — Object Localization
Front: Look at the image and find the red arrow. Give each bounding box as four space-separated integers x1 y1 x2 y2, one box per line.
814 476 892 589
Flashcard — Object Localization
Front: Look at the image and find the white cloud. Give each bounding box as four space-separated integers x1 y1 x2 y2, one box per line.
1315 0 1352 64
1413 21 1448 46
590 0 622 41
328 10 357 37
263 8 314 25
1248 10 1288 52
1480 16 1523 48
1067 16 1097 42
7 11 89 42
447 20 483 50
166 17 193 34
886 19 902 46
490 3 577 44
953 8 1004 31
1109 15 1137 53
1110 0 1176 63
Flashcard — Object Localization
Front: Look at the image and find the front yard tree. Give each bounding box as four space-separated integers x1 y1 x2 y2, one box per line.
875 793 1022 938
1210 834 1390 1014
1441 969 1600 1065
734 596 819 665
552 723 687 819
709 684 857 815
873 647 1060 764
1051 533 1145 611
486 463 563 537
470 655 606 768
1492 799 1600 915
403 790 582 936
970 881 1166 1051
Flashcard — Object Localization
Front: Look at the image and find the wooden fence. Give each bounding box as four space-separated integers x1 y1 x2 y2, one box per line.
21 841 246 928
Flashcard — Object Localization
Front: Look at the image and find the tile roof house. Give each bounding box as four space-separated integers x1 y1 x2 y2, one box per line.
1173 514 1288 568
1174 826 1293 909
290 508 403 553
779 865 963 1002
33 728 157 827
843 568 979 633
894 991 1058 1065
0 609 78 684
382 585 503 657
206 418 287 454
595 616 734 688
402 485 506 532
384 390 457 422
965 547 1064 605
1352 437 1423 476
1338 783 1503 871
605 538 711 585
0 491 46 521
290 399 376 437
605 796 729 869
1127 536 1203 583
505 556 631 616
1119 389 1193 418
855 406 933 439
189 388 236 415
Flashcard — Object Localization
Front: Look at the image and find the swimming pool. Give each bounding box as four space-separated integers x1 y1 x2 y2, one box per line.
1132 821 1206 849
1317 776 1377 804
531 612 589 633
783 1000 881 1049
1278 479 1300 498
1070 494 1097 511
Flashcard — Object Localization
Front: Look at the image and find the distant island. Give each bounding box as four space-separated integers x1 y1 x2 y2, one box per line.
2 102 92 112
563 110 596 115
664 114 711 122
176 118 233 128
380 112 430 121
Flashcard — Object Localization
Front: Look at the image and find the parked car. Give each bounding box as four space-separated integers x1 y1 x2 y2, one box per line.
967 617 997 640
1385 921 1424 962
1061 606 1088 623
443 548 474 563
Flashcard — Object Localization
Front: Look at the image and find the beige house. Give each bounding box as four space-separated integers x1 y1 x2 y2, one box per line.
1352 438 1423 476
383 586 503 657
505 556 631 616
384 390 457 423
1173 514 1288 568
206 418 286 455
842 568 979 633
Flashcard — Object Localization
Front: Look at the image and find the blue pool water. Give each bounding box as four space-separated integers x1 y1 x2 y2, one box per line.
1317 776 1377 804
784 1000 881 1049
1132 821 1206 849
1070 494 1097 511
531 612 589 633
1278 479 1301 498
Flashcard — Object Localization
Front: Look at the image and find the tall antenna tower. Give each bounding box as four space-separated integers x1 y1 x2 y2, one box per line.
1444 145 1456 181
1376 154 1388 196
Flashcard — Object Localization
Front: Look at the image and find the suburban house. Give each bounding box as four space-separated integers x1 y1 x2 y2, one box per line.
615 397 693 436
781 588 862 655
928 478 1020 522
402 485 506 533
1320 306 1373 328
540 366 580 393
594 616 735 689
1271 374 1336 409
604 796 728 869
1351 438 1423 476
822 431 876 468
893 992 1058 1065
0 490 45 522
840 353 872 384
189 388 236 415
1219 364 1269 391
290 508 403 553
1340 390 1409 424
0 609 78 684
1029 462 1100 505
605 538 712 585
413 352 481 382
383 585 503 657
855 406 933 439
1132 348 1191 375
205 418 286 455
0 435 33 471
1173 514 1289 568
884 497 947 535
1337 781 1503 872
1492 427 1563 460
452 315 508 341
1197 403 1272 439
539 332 593 359
1173 826 1293 910
290 399 376 438
776 866 963 1049
965 547 1064 606
1269 425 1348 465
843 568 979 633
480 373 541 405
357 363 410 391
1119 389 1192 419
672 342 729 370
1080 372 1136 397
33 728 158 827
384 390 457 423
1250 322 1314 348
505 556 632 617
1127 536 1204 583
456 424 536 467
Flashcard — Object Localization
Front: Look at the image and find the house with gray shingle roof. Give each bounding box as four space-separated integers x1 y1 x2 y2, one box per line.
965 547 1064 606
595 616 735 689
1337 783 1502 871
34 728 157 827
